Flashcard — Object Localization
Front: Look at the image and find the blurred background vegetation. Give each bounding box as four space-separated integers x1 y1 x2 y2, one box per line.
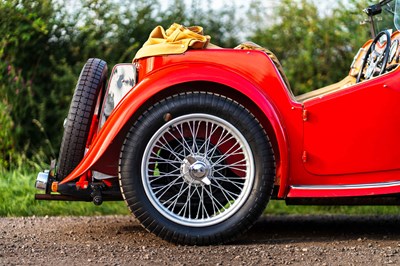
3 0 397 216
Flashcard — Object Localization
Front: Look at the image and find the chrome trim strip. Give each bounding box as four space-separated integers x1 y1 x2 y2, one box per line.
291 181 400 190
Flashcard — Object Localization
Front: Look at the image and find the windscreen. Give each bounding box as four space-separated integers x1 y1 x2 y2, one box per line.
395 0 400 30
374 0 397 32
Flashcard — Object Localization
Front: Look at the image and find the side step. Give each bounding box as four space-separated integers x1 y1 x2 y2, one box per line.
35 193 123 202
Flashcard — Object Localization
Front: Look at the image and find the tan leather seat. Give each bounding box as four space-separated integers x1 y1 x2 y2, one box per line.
296 75 356 102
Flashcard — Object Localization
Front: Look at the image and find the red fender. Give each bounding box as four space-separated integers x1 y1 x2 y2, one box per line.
60 59 289 197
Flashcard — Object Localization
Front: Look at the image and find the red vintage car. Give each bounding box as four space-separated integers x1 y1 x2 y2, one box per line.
36 0 400 245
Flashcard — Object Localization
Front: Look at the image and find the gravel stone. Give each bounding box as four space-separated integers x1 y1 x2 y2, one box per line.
1 215 400 265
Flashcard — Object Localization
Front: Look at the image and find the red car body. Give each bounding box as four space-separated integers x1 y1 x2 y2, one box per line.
35 0 400 245
59 41 400 200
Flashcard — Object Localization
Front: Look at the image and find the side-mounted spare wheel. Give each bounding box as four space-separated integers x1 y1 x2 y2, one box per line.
57 58 108 180
119 92 275 245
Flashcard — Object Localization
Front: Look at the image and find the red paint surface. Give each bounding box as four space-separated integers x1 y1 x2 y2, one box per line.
60 37 400 199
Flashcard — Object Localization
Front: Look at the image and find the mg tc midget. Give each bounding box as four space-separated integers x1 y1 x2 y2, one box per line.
36 0 400 245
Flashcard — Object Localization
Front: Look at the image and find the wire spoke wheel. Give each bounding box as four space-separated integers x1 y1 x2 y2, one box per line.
119 93 275 245
142 114 254 226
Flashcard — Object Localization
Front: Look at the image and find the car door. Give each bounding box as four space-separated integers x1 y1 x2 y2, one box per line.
302 73 400 176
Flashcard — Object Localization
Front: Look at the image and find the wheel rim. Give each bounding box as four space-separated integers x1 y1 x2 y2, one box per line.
141 114 255 227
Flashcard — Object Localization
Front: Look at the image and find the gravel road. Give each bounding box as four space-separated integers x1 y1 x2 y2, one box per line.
1 214 400 265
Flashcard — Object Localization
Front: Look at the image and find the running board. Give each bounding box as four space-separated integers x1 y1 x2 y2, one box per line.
288 181 400 198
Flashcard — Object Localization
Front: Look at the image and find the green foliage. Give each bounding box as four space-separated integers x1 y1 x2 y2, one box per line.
0 0 242 170
0 101 14 169
250 0 370 95
0 0 61 169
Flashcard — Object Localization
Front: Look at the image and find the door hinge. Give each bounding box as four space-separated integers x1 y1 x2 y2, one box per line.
302 109 308 121
302 151 307 163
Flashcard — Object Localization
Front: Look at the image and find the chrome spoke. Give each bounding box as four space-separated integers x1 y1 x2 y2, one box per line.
188 120 200 154
154 176 182 199
211 141 241 166
201 122 212 157
203 184 222 215
213 177 244 190
178 185 197 217
142 114 254 227
148 167 181 176
150 150 181 164
213 176 245 184
197 185 210 219
212 176 247 179
164 131 191 157
208 180 233 206
210 182 240 200
214 162 248 174
207 129 234 159
210 146 244 165
152 180 185 191
167 182 189 212
211 151 245 160
156 137 185 161
149 173 181 183
175 123 194 154
215 157 247 167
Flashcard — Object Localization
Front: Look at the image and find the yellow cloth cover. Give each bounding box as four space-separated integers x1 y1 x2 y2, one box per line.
134 23 211 60
133 25 290 90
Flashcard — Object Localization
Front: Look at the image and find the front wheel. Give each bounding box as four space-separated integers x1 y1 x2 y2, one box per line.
119 92 275 245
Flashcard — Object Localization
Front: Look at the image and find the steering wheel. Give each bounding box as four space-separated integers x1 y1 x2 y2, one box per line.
357 30 391 83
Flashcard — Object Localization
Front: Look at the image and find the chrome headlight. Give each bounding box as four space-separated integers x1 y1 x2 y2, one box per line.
99 63 137 128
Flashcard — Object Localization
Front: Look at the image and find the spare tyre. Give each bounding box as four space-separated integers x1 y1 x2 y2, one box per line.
56 58 108 180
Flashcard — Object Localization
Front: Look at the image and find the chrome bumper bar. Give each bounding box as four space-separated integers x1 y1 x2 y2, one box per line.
35 170 50 191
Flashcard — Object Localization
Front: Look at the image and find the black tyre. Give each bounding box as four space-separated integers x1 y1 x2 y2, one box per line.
57 58 107 180
119 92 275 245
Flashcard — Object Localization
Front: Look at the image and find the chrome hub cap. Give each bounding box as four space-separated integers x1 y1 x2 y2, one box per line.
190 161 207 178
181 156 211 186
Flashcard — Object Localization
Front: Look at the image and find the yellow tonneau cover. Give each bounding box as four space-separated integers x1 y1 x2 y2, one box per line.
134 24 290 90
134 23 212 60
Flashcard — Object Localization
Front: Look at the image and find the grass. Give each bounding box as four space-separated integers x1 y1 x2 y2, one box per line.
0 169 129 217
1 168 400 217
265 200 400 216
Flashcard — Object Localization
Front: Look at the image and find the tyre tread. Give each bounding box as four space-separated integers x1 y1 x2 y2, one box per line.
57 58 107 180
